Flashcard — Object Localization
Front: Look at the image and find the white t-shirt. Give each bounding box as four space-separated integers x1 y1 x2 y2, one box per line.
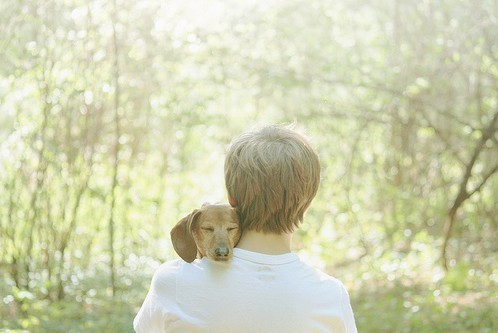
134 248 357 333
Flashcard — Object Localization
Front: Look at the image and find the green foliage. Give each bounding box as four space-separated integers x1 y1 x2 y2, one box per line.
1 255 157 332
352 280 498 333
1 0 497 331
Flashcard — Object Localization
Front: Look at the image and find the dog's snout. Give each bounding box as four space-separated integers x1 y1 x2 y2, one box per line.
215 246 230 257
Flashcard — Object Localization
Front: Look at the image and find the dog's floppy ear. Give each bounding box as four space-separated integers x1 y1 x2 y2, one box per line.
170 209 201 263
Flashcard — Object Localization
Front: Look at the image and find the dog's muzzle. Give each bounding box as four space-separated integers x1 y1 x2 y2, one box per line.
214 245 230 259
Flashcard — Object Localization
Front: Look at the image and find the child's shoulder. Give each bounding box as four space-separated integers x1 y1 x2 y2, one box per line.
151 259 184 292
296 258 349 291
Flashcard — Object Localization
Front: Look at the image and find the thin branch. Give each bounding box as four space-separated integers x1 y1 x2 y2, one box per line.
468 164 498 198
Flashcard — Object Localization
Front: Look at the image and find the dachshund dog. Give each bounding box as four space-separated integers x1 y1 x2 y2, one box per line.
170 203 241 263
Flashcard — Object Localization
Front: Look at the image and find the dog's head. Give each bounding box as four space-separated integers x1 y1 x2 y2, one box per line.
170 203 241 263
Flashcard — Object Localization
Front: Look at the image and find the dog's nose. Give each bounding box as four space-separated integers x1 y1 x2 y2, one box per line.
215 246 229 257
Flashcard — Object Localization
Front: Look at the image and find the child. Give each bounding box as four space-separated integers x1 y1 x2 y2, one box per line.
134 125 357 332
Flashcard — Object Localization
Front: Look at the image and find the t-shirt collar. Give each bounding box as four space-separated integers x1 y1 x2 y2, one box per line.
233 248 299 265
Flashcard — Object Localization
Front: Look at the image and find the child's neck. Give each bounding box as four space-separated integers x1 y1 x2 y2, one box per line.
236 230 292 255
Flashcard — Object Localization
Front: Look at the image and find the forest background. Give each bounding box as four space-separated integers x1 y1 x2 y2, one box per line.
0 0 497 332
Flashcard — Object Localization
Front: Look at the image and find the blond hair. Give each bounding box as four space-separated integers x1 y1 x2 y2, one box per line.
224 125 320 233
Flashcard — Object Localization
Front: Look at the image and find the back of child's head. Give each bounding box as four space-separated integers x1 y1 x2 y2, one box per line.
224 124 320 233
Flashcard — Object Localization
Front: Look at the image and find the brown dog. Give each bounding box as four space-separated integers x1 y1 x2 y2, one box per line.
170 203 241 263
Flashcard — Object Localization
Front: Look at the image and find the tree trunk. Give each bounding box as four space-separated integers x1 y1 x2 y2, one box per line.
108 0 121 297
